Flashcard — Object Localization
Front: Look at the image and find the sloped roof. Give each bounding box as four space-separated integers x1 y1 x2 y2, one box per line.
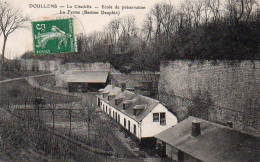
99 84 122 95
154 116 259 162
98 84 160 122
67 71 109 83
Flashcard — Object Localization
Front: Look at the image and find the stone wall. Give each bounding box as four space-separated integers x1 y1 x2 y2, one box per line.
20 59 61 72
158 60 259 136
58 62 111 73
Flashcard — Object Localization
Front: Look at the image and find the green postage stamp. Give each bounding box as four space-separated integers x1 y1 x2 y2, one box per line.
32 18 77 55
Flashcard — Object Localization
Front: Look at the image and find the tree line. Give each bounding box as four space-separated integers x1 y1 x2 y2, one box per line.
71 0 259 72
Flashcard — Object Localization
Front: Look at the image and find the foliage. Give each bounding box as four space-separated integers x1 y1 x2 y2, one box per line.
0 0 29 79
62 0 259 72
19 0 259 72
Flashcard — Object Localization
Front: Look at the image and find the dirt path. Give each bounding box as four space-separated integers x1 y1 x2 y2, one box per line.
0 73 54 84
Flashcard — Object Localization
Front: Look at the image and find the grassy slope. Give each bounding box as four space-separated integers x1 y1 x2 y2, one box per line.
0 79 79 106
0 70 51 81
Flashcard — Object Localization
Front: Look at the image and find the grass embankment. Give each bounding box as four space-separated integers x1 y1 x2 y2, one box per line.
34 74 56 88
0 79 79 106
41 109 113 151
0 79 113 161
0 109 62 161
0 70 51 81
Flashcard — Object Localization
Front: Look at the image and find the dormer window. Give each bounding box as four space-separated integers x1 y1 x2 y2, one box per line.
102 92 109 98
123 100 133 110
108 94 115 101
115 97 124 105
133 105 146 116
99 89 105 93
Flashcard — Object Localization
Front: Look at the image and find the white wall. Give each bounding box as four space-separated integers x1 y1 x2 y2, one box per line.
141 103 178 138
20 59 34 70
99 99 142 139
98 98 178 139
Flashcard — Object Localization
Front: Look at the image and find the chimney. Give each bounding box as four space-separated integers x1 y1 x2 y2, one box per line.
108 94 115 101
123 100 133 110
191 121 201 137
121 83 126 92
115 97 124 105
111 79 115 88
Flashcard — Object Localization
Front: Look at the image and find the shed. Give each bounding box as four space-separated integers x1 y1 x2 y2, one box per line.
67 71 109 92
154 116 260 162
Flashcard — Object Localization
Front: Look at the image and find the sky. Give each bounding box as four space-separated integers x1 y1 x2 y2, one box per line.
0 0 183 59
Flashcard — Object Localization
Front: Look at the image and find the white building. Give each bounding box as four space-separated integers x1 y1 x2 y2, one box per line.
97 84 178 147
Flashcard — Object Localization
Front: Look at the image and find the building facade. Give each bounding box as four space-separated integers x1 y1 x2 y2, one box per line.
97 84 178 147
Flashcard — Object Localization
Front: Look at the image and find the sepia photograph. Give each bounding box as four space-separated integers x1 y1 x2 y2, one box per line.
0 0 259 161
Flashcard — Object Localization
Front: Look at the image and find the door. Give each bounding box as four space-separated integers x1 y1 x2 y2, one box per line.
161 142 166 157
178 150 184 162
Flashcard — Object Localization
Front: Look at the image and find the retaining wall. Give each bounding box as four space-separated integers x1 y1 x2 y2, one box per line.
158 60 259 136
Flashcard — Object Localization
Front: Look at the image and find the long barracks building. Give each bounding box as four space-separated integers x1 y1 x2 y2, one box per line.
97 84 178 147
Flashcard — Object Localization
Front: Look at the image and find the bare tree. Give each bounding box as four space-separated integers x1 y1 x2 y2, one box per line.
142 13 153 42
223 0 258 23
206 0 221 22
0 1 29 80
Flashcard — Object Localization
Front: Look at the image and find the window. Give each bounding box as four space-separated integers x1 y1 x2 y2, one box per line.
118 114 120 123
113 111 114 118
106 106 107 113
133 124 136 135
124 118 126 127
128 120 131 131
98 98 101 107
160 113 166 125
109 108 111 116
153 113 159 122
153 112 166 125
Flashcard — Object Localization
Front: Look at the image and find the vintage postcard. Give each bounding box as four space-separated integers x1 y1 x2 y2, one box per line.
0 0 259 161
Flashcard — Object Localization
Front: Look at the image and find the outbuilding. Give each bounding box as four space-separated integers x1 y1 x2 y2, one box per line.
68 71 109 92
154 116 259 162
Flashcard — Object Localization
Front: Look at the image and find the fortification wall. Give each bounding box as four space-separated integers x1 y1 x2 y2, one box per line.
158 60 259 136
